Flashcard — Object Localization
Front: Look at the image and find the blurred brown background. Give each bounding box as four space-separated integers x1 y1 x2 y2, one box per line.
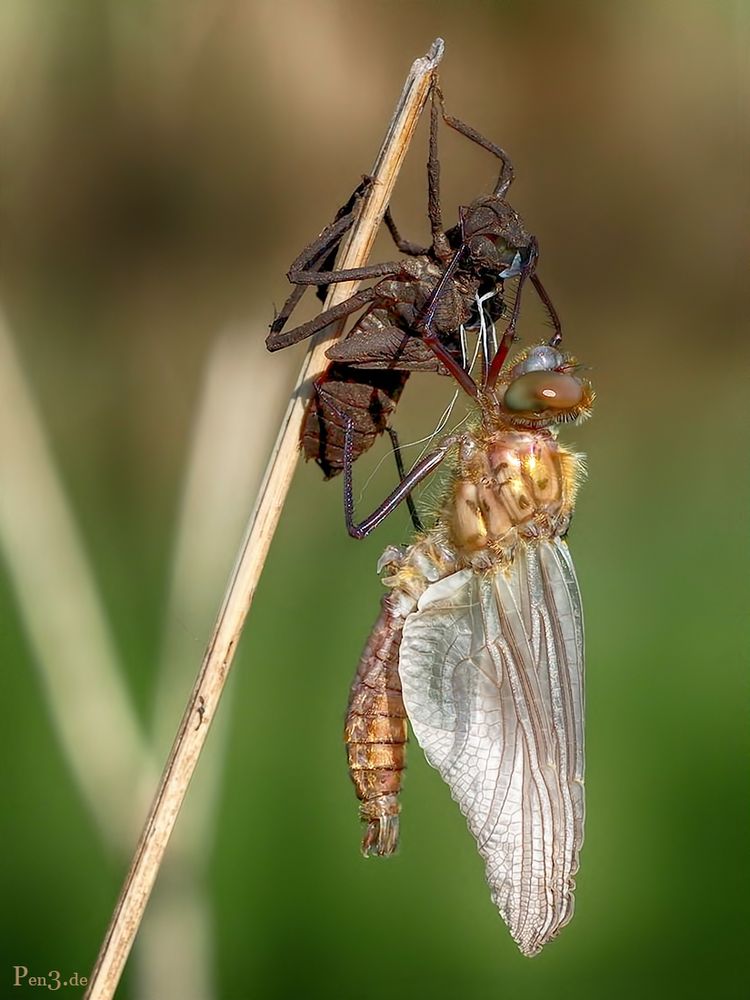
1 2 748 999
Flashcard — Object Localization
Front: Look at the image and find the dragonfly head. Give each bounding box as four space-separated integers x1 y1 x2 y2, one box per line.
494 345 594 427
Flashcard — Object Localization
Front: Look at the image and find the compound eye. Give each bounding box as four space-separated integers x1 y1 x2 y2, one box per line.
511 345 564 375
503 371 584 414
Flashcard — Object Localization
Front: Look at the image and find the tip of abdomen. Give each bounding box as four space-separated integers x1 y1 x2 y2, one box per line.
360 798 400 857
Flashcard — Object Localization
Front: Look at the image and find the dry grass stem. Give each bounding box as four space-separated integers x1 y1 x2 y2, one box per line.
136 325 287 1000
152 324 289 756
84 38 445 1000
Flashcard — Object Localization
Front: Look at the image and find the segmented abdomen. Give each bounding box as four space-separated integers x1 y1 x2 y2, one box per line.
344 594 408 856
303 366 407 479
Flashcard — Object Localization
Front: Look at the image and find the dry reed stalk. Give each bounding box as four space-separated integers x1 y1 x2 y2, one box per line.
150 324 291 837
84 38 445 1000
135 325 289 1000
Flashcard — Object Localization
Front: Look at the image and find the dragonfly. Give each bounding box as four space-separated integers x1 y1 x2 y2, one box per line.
342 299 594 956
269 84 593 955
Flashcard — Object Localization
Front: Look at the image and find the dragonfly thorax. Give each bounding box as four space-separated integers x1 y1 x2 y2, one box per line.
447 429 582 564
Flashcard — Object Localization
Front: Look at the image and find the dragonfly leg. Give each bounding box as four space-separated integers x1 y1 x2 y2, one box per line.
288 259 411 287
531 273 563 347
383 208 430 257
270 179 372 337
412 243 479 398
271 220 353 341
313 177 374 304
433 81 515 198
314 383 436 536
485 238 540 389
282 176 409 288
341 403 458 538
266 285 379 351
426 83 451 264
385 426 424 533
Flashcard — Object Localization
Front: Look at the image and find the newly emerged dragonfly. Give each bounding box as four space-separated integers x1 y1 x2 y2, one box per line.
270 87 593 956
342 307 594 956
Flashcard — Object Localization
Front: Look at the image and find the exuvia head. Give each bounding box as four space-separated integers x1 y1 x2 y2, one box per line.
494 344 594 427
447 196 533 275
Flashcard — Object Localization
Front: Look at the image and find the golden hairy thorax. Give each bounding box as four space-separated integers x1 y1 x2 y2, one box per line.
446 426 584 561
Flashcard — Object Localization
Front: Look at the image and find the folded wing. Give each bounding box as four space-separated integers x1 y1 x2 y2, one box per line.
399 538 585 956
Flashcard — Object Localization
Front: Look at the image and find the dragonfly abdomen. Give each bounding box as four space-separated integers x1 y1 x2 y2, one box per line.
344 594 409 857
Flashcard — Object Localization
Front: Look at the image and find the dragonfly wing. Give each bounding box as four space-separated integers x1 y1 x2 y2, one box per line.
399 538 585 956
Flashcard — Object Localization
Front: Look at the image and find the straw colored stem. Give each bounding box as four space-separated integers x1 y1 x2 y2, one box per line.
84 38 444 1000
135 325 288 1000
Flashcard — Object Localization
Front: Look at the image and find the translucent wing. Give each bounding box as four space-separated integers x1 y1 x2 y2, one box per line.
399 538 585 956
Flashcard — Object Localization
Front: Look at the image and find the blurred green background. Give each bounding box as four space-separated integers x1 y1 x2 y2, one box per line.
1 1 748 998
